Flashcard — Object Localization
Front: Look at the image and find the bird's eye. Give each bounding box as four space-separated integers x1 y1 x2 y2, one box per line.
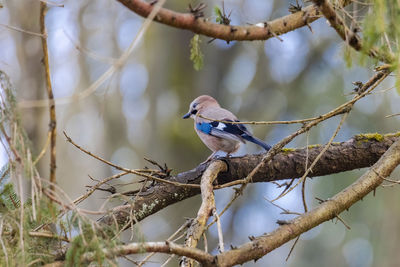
192 103 198 108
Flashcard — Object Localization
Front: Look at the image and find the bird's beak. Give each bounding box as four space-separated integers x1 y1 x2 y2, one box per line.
182 112 191 119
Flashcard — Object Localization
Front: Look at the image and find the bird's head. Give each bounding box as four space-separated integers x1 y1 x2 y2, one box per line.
182 95 220 119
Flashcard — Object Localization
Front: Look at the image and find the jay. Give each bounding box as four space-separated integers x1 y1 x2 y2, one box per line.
183 95 271 160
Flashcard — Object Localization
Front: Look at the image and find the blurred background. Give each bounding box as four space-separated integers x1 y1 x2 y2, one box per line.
0 0 399 266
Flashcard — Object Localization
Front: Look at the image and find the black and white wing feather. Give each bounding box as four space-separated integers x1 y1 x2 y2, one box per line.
196 119 271 150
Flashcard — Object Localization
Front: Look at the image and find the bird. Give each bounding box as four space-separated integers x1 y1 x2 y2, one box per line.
183 95 271 160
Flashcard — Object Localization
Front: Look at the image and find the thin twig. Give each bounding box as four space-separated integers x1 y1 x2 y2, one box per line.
63 131 200 188
213 209 224 253
315 197 351 230
203 232 208 253
0 124 20 161
63 29 117 64
137 220 191 267
285 236 300 261
0 23 45 37
40 2 57 190
32 131 51 166
73 171 130 205
272 112 349 201
160 254 175 267
198 114 320 125
17 172 25 259
43 188 106 215
264 198 302 216
385 112 400 118
19 0 168 109
28 231 70 242
302 131 310 212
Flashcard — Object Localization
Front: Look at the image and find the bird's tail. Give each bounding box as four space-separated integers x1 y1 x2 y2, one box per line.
242 135 271 151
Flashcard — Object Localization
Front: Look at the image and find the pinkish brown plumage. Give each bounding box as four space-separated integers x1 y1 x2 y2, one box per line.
183 95 271 160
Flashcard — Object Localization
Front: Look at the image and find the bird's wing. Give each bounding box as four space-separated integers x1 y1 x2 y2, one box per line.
196 119 246 143
196 107 251 142
196 107 271 150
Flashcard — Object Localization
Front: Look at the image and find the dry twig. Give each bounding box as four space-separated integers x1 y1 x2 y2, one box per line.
40 2 57 191
137 220 191 267
63 131 200 189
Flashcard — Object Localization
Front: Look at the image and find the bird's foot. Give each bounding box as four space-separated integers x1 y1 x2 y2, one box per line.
201 152 233 165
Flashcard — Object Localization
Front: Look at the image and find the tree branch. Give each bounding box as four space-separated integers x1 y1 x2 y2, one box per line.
311 0 395 64
181 161 227 267
81 241 216 266
117 0 322 41
215 135 400 266
99 133 399 229
40 2 57 189
79 136 400 266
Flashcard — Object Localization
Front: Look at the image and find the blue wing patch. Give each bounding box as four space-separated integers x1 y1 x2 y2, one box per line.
196 122 213 134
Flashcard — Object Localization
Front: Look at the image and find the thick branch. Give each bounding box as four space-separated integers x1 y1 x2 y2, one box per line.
216 136 400 266
182 161 227 267
99 133 399 228
117 0 321 41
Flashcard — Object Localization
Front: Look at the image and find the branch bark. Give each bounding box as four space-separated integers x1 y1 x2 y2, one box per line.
117 0 321 41
99 133 399 229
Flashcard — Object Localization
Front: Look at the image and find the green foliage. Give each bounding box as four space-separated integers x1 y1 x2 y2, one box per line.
214 5 231 25
359 0 400 93
190 34 204 71
214 6 223 24
0 196 62 266
0 182 20 211
66 220 118 266
0 70 123 266
0 71 61 266
343 46 353 68
24 200 61 265
0 164 19 212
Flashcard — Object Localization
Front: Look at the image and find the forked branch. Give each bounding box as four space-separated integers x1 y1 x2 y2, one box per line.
181 160 227 267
